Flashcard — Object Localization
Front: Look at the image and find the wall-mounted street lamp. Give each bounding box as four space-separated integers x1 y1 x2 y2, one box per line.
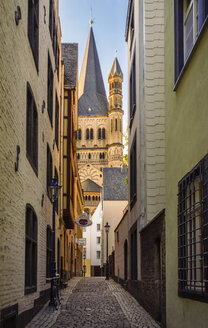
48 177 61 307
104 222 110 280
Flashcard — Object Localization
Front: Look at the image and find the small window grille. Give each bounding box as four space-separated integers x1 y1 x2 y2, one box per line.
178 154 208 301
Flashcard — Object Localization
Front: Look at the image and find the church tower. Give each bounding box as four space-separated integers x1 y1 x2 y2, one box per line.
108 56 124 167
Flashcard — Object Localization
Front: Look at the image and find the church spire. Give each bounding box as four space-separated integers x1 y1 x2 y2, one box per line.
78 27 108 116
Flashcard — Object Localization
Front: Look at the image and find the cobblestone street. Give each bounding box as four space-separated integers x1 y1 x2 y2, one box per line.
27 277 160 328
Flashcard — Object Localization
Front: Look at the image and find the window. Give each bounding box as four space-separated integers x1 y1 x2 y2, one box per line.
130 7 134 50
55 94 59 148
130 52 136 126
98 128 101 139
111 119 113 132
97 237 101 244
88 196 91 201
25 204 37 294
90 128 94 140
115 119 118 131
26 83 38 174
178 154 208 301
120 119 122 132
97 224 100 231
88 153 91 159
130 223 137 280
117 231 119 242
77 153 80 160
97 251 101 259
28 0 39 70
78 129 82 140
46 225 52 278
86 128 89 140
47 54 53 126
174 0 208 83
54 168 58 213
100 153 105 159
130 133 137 209
102 128 106 139
47 144 53 192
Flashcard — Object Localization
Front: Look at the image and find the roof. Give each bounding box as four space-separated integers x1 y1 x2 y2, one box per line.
110 57 123 76
62 43 78 87
81 179 101 193
78 27 108 116
103 167 128 201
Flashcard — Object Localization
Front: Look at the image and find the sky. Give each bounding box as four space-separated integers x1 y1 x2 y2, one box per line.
59 0 129 130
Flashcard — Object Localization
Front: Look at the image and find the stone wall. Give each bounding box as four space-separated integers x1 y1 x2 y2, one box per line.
0 1 62 326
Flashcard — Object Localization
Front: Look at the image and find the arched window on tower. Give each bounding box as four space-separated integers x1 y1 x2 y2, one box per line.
86 128 89 140
88 153 91 159
115 119 118 131
88 195 91 201
102 128 106 139
78 129 82 140
90 128 93 140
98 128 101 139
77 153 80 160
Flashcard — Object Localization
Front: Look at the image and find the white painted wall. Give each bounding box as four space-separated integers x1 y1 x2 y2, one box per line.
83 202 102 270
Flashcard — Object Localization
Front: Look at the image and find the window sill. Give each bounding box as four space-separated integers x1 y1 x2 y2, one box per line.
25 285 37 295
174 16 208 91
178 290 208 303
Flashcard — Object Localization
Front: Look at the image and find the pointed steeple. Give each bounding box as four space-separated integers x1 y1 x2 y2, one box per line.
109 57 123 76
78 27 108 116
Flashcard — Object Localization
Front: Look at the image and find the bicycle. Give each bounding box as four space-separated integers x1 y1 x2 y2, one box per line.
47 273 61 310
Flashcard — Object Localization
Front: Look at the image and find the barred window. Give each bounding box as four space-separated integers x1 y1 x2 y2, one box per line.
46 225 52 278
178 154 208 301
26 83 38 174
28 0 39 70
47 54 53 126
25 205 37 294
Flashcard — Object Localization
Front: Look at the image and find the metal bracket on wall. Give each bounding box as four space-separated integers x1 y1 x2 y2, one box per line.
14 145 20 172
41 194 44 207
43 6 46 24
15 6 21 25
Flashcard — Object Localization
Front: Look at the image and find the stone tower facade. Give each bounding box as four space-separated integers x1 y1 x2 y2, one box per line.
108 58 124 167
76 27 124 187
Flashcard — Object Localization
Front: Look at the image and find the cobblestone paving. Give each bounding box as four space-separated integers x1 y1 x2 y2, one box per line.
26 277 160 328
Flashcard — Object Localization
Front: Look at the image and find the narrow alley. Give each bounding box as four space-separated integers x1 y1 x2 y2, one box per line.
26 278 159 328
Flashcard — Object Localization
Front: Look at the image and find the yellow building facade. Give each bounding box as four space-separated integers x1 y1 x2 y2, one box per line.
165 1 208 327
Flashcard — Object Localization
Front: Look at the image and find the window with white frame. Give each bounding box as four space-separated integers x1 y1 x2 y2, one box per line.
97 237 101 244
96 251 101 259
97 224 100 231
174 0 208 82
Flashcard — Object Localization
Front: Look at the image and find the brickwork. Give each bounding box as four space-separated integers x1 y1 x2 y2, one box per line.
140 210 166 327
144 0 165 223
0 1 63 326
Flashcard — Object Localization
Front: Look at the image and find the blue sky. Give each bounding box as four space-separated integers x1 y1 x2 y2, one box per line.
59 0 129 128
